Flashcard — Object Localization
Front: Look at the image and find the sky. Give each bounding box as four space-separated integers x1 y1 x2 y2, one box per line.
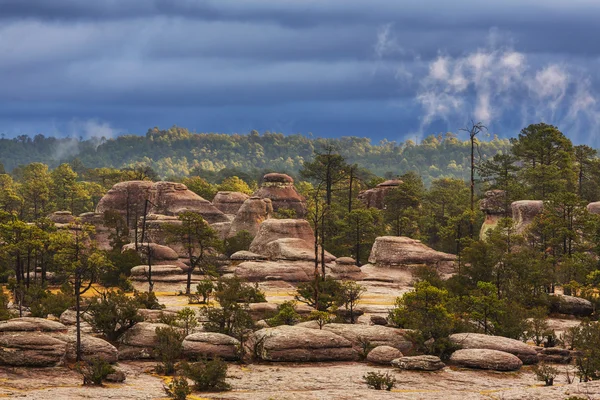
2 0 600 145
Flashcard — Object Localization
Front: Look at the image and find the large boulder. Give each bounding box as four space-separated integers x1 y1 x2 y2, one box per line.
479 190 508 240
263 238 334 262
301 323 413 354
249 219 322 258
228 197 273 237
234 260 314 282
392 355 445 371
449 333 539 364
65 335 118 363
212 191 250 216
550 294 594 317
0 333 67 367
118 322 170 359
327 258 365 280
358 179 401 210
537 347 573 364
247 302 314 321
182 333 240 360
587 202 600 215
248 325 356 362
122 243 179 262
511 200 543 234
48 211 76 224
449 349 523 371
368 236 456 269
366 345 403 365
0 317 67 333
253 173 306 218
96 181 153 226
79 212 113 251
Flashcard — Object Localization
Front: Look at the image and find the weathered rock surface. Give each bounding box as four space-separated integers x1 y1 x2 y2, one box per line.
230 251 268 261
78 212 113 251
588 201 600 215
366 345 403 364
65 335 118 363
253 173 306 218
95 180 153 225
212 191 250 216
250 219 314 254
512 200 543 234
0 333 66 367
118 322 169 359
137 309 178 322
550 294 594 316
228 197 273 237
537 347 573 364
301 323 413 354
182 332 240 360
391 355 445 371
449 333 539 364
358 179 401 210
247 302 314 321
479 190 508 240
263 238 334 262
0 317 67 333
249 325 356 362
234 260 314 282
48 211 76 224
449 348 523 371
368 236 456 269
122 242 179 262
327 261 365 280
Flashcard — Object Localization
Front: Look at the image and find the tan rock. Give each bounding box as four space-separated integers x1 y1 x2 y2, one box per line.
0 333 67 367
449 348 523 371
550 294 593 316
65 335 118 363
512 200 543 234
212 191 250 216
182 332 240 360
249 219 322 258
230 251 268 261
248 325 356 362
234 260 314 282
368 236 456 268
122 242 179 262
366 345 403 365
47 211 76 224
228 197 273 237
449 333 538 364
358 179 401 209
392 355 445 371
118 322 170 360
0 317 67 333
253 173 306 218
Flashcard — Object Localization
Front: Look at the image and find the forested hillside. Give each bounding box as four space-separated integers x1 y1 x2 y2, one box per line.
0 127 510 185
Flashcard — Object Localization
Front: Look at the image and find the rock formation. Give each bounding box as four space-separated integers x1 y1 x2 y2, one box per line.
118 322 170 360
449 333 539 364
550 294 594 317
511 200 543 234
479 190 508 239
366 345 403 365
392 355 445 371
449 348 523 371
212 191 250 217
182 332 240 360
588 201 600 215
253 173 306 218
367 236 456 271
228 197 273 238
358 179 401 209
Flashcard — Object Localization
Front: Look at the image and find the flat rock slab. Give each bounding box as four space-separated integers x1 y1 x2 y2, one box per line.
64 335 118 363
0 317 67 333
449 333 539 364
392 355 445 371
449 348 523 371
182 332 240 360
0 332 67 367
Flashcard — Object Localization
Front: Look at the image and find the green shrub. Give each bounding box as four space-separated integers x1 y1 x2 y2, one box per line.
190 279 214 304
182 358 231 392
267 301 300 326
363 371 396 391
533 362 558 386
100 248 141 288
164 376 192 400
572 321 600 382
134 290 164 310
295 276 342 311
86 290 143 341
155 326 185 375
26 285 74 318
308 310 332 329
76 358 115 386
223 230 253 256
357 336 375 360
176 307 199 336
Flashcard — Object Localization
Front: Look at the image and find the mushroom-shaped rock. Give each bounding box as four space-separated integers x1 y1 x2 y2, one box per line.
449 333 539 364
234 260 314 282
228 197 273 238
118 322 170 359
0 333 67 367
65 335 118 363
0 317 67 333
327 262 365 280
550 294 594 317
358 179 402 210
212 191 250 216
253 174 306 218
182 333 240 360
392 355 445 371
300 322 413 354
479 190 508 240
511 200 543 234
368 236 456 268
366 345 403 365
248 325 356 362
449 348 523 371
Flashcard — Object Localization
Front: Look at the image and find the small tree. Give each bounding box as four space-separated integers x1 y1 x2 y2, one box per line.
527 307 552 346
155 326 185 375
572 321 600 382
267 301 301 327
193 279 214 304
176 307 199 336
164 376 192 400
86 290 143 341
533 362 558 386
182 358 231 392
134 290 164 310
76 358 115 386
363 371 396 391
308 310 332 329
336 281 365 324
295 275 342 311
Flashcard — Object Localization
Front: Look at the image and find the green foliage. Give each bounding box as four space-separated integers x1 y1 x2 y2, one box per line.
267 301 301 327
155 326 185 375
76 358 115 386
182 176 218 201
0 287 11 321
182 358 231 392
572 321 600 382
363 371 396 391
86 290 143 341
27 285 74 318
217 176 254 195
223 230 253 257
335 281 365 324
164 376 192 400
190 279 214 304
295 275 342 312
527 307 552 346
100 249 141 289
176 307 199 336
533 362 558 386
308 310 332 329
134 290 164 310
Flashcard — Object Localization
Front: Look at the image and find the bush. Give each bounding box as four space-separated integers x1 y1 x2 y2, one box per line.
164 376 192 400
308 310 332 329
267 301 301 326
223 230 253 256
0 288 10 320
533 362 558 386
190 279 214 304
86 290 143 341
134 290 164 310
357 336 375 360
26 284 74 318
101 248 141 288
182 358 231 392
76 358 115 386
295 276 342 311
176 307 199 336
363 371 396 391
572 321 600 382
155 326 185 375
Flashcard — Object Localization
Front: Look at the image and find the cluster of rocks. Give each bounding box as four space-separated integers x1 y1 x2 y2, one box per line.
357 179 402 209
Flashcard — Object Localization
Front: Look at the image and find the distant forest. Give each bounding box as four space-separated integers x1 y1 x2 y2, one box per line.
0 126 511 185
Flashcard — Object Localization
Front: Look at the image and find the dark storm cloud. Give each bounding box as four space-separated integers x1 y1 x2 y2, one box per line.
1 0 600 143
